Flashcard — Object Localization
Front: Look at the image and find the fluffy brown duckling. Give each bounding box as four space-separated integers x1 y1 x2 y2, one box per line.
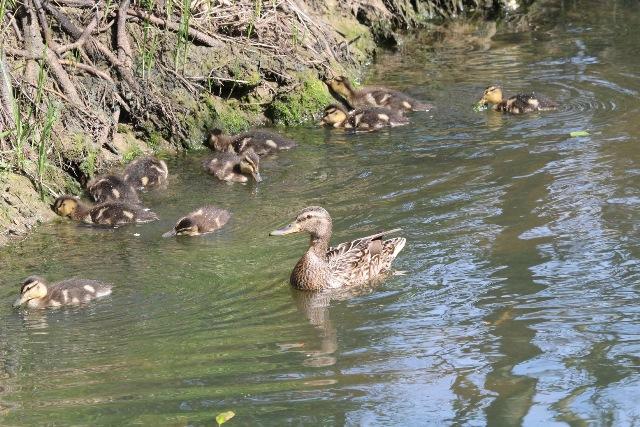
270 206 406 291
13 276 112 309
53 195 158 226
205 129 297 156
477 85 558 114
123 156 168 189
162 206 231 237
203 148 262 183
86 174 141 205
322 104 409 132
326 75 432 112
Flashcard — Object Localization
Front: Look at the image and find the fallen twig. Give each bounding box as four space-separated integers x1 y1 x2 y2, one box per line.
127 8 223 47
56 12 100 54
60 60 115 84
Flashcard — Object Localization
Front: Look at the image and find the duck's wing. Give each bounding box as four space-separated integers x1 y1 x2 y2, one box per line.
502 93 556 113
362 89 432 111
326 229 405 286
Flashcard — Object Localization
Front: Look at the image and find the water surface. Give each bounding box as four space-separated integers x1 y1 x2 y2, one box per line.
2 1 640 424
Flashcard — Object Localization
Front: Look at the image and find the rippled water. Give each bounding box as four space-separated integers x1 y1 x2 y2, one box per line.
2 1 640 424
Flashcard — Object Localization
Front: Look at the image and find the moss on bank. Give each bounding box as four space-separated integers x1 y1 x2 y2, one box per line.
267 74 333 126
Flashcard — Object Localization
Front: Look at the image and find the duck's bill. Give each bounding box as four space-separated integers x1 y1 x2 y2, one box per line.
270 223 300 236
162 229 177 238
253 172 263 183
13 296 26 308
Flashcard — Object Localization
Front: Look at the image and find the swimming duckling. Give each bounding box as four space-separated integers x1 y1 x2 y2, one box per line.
270 206 406 291
205 129 297 156
162 206 231 237
203 148 262 183
13 276 112 309
53 195 158 226
123 156 168 189
326 75 432 112
477 85 557 114
87 174 141 205
322 104 409 131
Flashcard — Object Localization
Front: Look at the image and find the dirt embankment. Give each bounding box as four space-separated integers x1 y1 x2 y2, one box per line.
0 0 532 247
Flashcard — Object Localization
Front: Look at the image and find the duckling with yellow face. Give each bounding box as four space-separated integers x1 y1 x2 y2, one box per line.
13 276 112 309
123 156 168 189
203 148 262 183
205 129 297 156
322 104 409 132
162 206 231 237
53 195 158 226
326 76 432 112
477 85 558 114
87 174 141 205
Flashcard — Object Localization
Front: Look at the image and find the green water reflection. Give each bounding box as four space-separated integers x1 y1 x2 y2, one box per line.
2 0 640 424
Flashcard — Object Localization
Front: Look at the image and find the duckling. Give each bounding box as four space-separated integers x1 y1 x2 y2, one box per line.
203 148 262 183
86 174 141 205
123 156 168 189
162 206 231 237
477 85 557 114
205 128 297 156
13 276 112 309
270 206 406 291
326 75 432 112
53 195 158 226
322 104 409 132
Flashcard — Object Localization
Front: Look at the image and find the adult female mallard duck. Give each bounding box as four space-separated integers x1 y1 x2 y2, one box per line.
162 205 231 237
326 75 432 112
205 129 297 156
203 148 262 183
123 156 168 189
86 174 141 205
476 85 557 114
13 276 112 309
53 195 158 226
270 206 406 291
321 104 409 132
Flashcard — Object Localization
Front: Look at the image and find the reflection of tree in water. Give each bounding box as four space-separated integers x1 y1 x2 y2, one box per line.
289 282 385 368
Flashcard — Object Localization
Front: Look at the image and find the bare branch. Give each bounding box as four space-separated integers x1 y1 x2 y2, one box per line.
127 8 223 47
32 0 54 47
0 50 16 144
60 60 115 84
56 12 100 54
117 0 133 69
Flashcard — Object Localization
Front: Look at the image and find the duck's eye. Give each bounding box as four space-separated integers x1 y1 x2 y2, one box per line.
306 214 312 220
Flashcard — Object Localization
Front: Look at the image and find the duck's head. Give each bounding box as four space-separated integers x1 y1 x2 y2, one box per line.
239 149 262 182
326 75 355 99
322 104 349 127
14 276 48 307
478 85 503 106
162 217 198 238
205 128 233 152
52 196 80 217
270 206 332 239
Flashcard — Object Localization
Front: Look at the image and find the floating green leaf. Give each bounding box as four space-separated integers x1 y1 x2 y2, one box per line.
216 411 235 426
472 102 488 112
570 131 590 137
